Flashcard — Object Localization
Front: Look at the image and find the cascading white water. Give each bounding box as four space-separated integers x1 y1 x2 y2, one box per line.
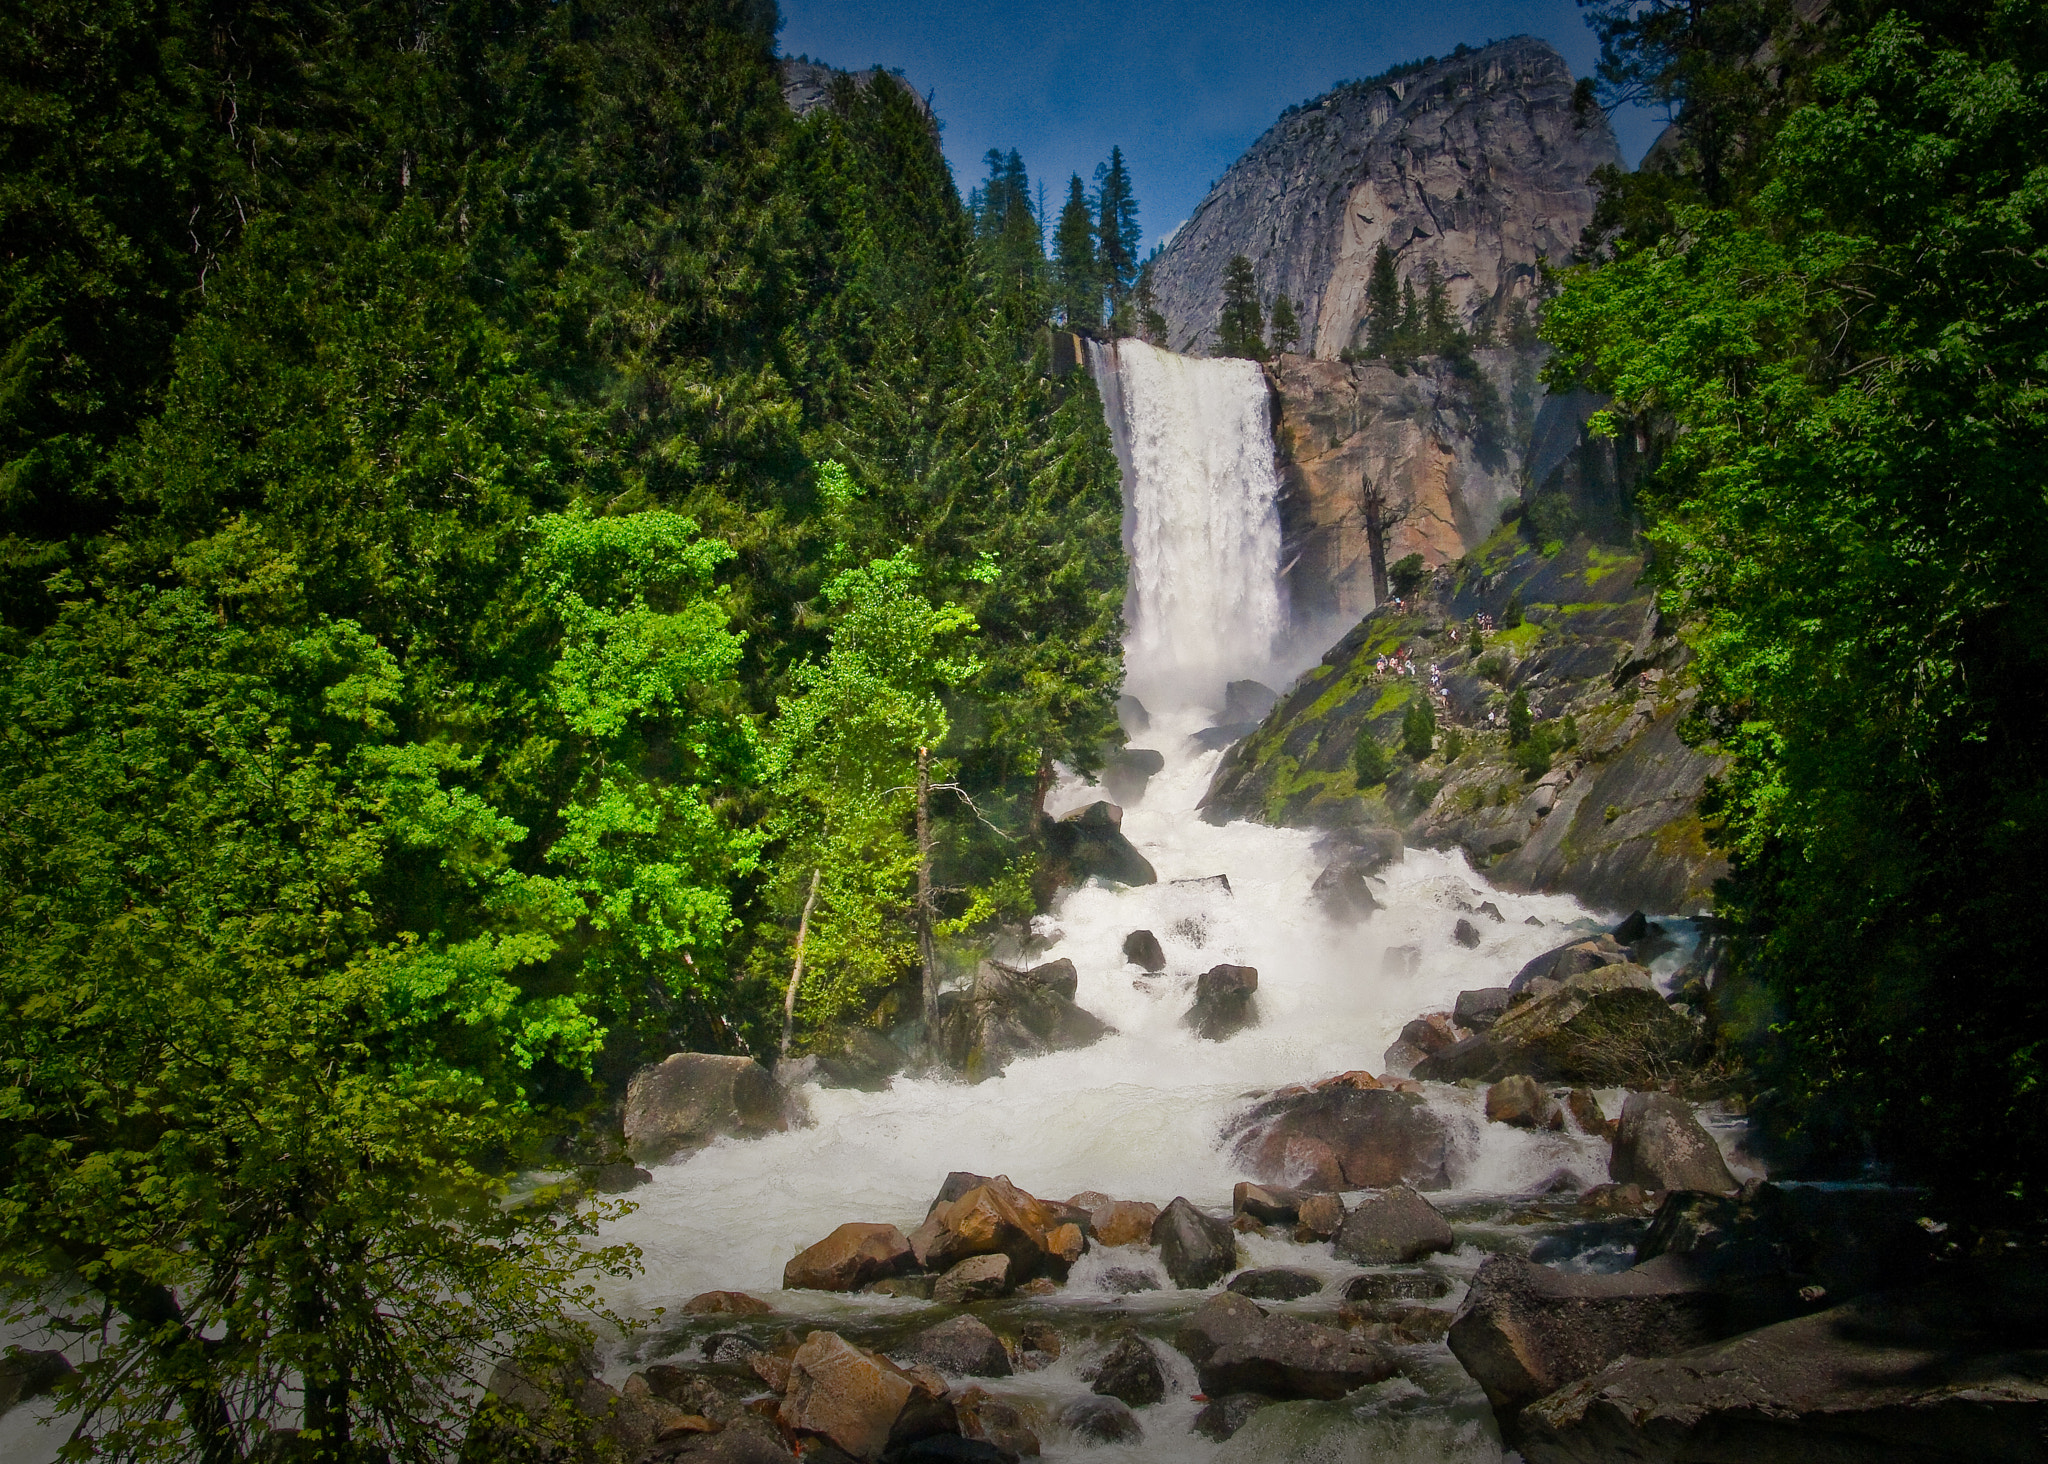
1089 339 1287 708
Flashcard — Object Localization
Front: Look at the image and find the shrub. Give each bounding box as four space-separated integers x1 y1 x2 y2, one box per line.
1507 689 1532 744
1513 724 1557 779
1401 697 1437 761
1561 713 1579 748
1389 553 1429 599
1353 729 1391 786
1502 590 1524 629
1467 616 1485 654
1476 653 1509 685
1410 777 1443 809
1440 727 1465 763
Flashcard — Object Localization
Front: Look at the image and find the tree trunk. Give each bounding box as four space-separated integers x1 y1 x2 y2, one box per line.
1030 749 1054 833
916 746 938 1034
780 867 822 1061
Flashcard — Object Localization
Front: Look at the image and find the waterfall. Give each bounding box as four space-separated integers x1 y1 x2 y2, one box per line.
1089 339 1286 708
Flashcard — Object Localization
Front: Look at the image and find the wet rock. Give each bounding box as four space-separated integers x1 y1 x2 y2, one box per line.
1199 1311 1401 1400
1564 1087 1610 1136
1486 1075 1564 1130
1100 1267 1162 1294
684 1290 775 1316
778 1332 914 1460
0 1349 71 1416
661 1421 795 1463
1192 1393 1275 1442
1184 963 1260 1041
784 1223 913 1293
900 1316 1011 1379
1294 1192 1346 1241
1089 1332 1166 1407
1044 1222 1085 1270
1117 693 1150 734
638 1362 755 1425
928 1172 997 1213
931 963 1113 1083
1078 1197 1160 1247
1455 987 1511 1031
623 1053 794 1164
793 1027 906 1092
1175 1291 1269 1368
1101 747 1165 805
1611 910 1651 945
1228 1085 1454 1192
1224 679 1281 723
1509 934 1629 994
1343 1269 1455 1306
933 1254 1012 1305
1057 1395 1141 1444
1228 1267 1324 1302
1315 1069 1384 1091
1312 859 1383 922
1446 1255 1724 1416
1415 965 1698 1085
1383 1012 1461 1075
868 1275 936 1301
1121 929 1166 972
1038 801 1157 897
1380 944 1421 979
917 1176 1074 1277
1334 1185 1456 1264
1609 1092 1738 1194
1476 900 1506 922
890 1438 1005 1464
1453 917 1482 948
1191 722 1259 752
591 1160 654 1193
1152 1197 1238 1288
952 1385 1040 1460
1233 1181 1304 1225
1515 1267 2048 1463
1172 873 1233 895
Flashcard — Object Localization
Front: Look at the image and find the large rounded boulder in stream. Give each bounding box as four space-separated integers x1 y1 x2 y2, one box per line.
1226 1085 1455 1192
1608 1091 1739 1194
621 1053 796 1165
1151 1196 1238 1288
1415 964 1699 1085
1184 963 1259 1039
930 959 1112 1083
1034 800 1156 900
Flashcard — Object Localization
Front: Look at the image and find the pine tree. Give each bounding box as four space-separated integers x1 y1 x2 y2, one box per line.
1053 174 1098 330
1216 254 1266 360
1397 280 1421 356
1269 294 1300 354
971 148 1045 328
1134 257 1168 344
1422 260 1457 354
1094 146 1141 329
1366 242 1402 355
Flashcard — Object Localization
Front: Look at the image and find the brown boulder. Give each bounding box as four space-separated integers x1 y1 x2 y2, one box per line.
900 1315 1011 1378
623 1053 793 1165
933 1253 1012 1304
1486 1075 1564 1130
1565 1087 1612 1136
683 1290 775 1316
784 1223 913 1292
953 1386 1041 1459
1227 1085 1454 1192
1333 1185 1455 1265
1609 1091 1739 1194
922 1177 1067 1274
778 1332 914 1461
1232 1181 1304 1225
1294 1192 1346 1241
1086 1199 1160 1247
1184 963 1260 1041
1199 1312 1401 1401
1175 1291 1268 1368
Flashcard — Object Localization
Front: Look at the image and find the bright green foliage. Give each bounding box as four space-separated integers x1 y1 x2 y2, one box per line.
1401 696 1437 761
1389 553 1429 599
1353 729 1392 786
1217 255 1267 360
1547 5 2048 1198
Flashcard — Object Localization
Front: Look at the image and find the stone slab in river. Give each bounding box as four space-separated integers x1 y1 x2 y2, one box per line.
784 1222 913 1293
623 1052 792 1165
900 1315 1010 1379
1198 1311 1401 1401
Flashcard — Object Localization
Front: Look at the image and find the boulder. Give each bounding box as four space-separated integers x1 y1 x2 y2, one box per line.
917 1176 1072 1276
1198 1312 1401 1401
623 1053 793 1164
1611 910 1651 945
1294 1192 1346 1241
1121 929 1166 972
788 1027 907 1092
1152 1197 1238 1288
1045 1221 1085 1269
1453 917 1482 948
778 1332 915 1461
901 1316 1011 1379
1515 1267 2048 1463
1172 873 1233 894
1315 1068 1384 1091
891 1439 1004 1464
1446 1255 1724 1416
637 1363 755 1426
1382 1012 1460 1075
1312 859 1383 923
1038 801 1157 897
1075 1196 1159 1247
952 1386 1040 1460
1564 1087 1610 1136
1191 721 1259 751
1192 1393 1275 1442
1057 1395 1141 1444
1486 1075 1564 1130
683 1290 775 1316
0 1348 71 1416
1100 1267 1162 1294
928 1171 997 1213
1224 679 1281 723
933 1254 1012 1305
1340 826 1407 876
785 1223 913 1292
1343 1269 1455 1306
1232 1181 1303 1225
1175 1291 1268 1367
1184 963 1259 1040
931 963 1113 1082
590 1161 654 1193
1227 1085 1454 1191
1117 693 1150 734
1415 965 1698 1085
1101 746 1166 805
1089 1331 1166 1407
1333 1185 1456 1265
1455 987 1511 1031
1509 934 1628 994
1228 1267 1324 1302
1609 1092 1738 1194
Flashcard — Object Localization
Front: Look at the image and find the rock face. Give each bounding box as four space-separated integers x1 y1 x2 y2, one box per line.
623 1053 794 1165
1227 1084 1455 1191
1311 857 1383 922
1149 38 1616 361
1121 929 1166 972
930 960 1112 1082
1152 1197 1239 1288
1609 1092 1739 1194
1515 1268 2048 1463
784 1223 913 1293
1333 1185 1455 1264
778 59 932 126
1184 963 1260 1040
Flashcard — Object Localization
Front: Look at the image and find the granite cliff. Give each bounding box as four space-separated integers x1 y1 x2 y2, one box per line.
1149 37 1618 359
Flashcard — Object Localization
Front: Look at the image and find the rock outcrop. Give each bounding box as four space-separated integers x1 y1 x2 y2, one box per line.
1152 1196 1238 1288
930 959 1112 1082
622 1053 795 1165
1149 38 1617 360
1036 800 1156 897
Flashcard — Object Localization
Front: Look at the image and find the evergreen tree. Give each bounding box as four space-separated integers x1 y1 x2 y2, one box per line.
1422 260 1458 354
971 148 1046 327
1134 257 1168 345
1216 255 1267 360
1397 280 1421 355
1269 294 1301 354
1365 242 1402 355
1094 147 1142 329
1053 174 1099 330
1402 696 1437 761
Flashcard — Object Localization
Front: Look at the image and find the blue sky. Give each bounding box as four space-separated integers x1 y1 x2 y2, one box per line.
778 1 1665 256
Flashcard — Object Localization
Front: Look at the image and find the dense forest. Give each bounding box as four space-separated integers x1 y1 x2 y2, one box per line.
0 0 1137 1455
